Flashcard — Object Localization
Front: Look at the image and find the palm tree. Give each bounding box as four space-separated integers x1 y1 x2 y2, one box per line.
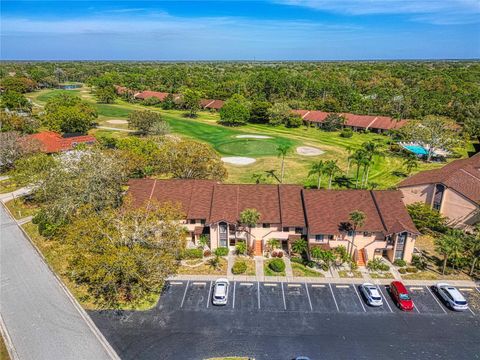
403 155 418 175
465 224 480 276
435 230 464 275
325 160 341 189
348 210 366 257
291 239 308 256
276 144 291 183
361 141 384 188
310 247 323 261
265 169 281 183
321 250 336 270
251 172 266 184
239 208 261 247
349 149 367 189
345 146 353 176
308 160 326 189
267 238 281 252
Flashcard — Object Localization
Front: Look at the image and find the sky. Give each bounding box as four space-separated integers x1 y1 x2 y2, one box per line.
1 0 479 60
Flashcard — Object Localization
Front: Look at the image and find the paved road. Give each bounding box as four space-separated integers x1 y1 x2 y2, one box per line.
0 205 117 360
91 280 480 360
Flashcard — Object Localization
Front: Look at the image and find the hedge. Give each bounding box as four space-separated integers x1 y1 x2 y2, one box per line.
232 260 247 275
214 247 229 257
183 248 203 259
268 258 285 273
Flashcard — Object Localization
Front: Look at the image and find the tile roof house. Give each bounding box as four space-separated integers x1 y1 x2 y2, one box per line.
133 91 171 101
27 131 96 154
200 99 225 110
398 153 480 229
127 179 418 263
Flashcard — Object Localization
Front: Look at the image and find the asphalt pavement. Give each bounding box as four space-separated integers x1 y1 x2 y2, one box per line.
91 280 480 360
0 205 118 360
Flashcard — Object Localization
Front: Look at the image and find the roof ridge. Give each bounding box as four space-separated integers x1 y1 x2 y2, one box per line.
369 191 388 233
208 183 216 223
277 185 283 226
459 168 480 182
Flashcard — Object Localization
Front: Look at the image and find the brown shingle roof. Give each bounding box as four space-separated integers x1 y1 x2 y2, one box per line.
372 191 419 234
279 185 306 227
398 153 480 204
134 91 170 101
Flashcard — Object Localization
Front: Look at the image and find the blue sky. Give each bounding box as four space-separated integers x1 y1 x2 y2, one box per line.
1 1 479 60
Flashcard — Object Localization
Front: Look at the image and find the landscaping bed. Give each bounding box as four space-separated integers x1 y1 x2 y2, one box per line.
264 258 286 276
0 178 18 194
231 257 256 276
369 272 394 279
338 270 363 278
291 262 324 277
177 257 228 275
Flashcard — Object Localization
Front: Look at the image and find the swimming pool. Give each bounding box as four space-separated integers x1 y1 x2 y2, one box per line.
403 145 428 155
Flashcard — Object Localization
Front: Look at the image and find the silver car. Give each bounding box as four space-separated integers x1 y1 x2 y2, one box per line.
212 278 229 306
433 283 468 311
360 283 383 307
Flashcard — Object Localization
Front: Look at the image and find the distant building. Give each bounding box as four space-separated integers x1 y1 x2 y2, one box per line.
398 153 480 230
27 131 96 154
127 179 419 263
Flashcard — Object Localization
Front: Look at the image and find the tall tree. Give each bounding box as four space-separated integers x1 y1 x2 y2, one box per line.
180 88 203 118
325 160 341 189
403 155 418 175
435 230 464 275
464 224 480 276
219 94 250 126
1 91 32 112
308 160 326 189
239 208 260 246
268 102 291 126
348 210 366 257
322 113 345 131
349 149 367 189
127 110 168 136
249 101 271 124
276 144 291 183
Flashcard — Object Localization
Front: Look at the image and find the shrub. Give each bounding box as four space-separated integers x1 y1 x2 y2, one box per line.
232 260 247 275
208 255 220 270
407 202 448 233
268 258 285 273
184 248 203 259
272 250 283 258
398 268 407 274
393 259 407 267
367 258 390 271
350 261 358 271
214 247 229 257
411 255 428 270
340 128 353 138
236 241 247 255
276 251 284 258
291 257 303 264
406 267 419 273
203 249 212 257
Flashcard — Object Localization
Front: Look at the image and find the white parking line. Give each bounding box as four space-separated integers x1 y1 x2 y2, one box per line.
180 280 189 308
192 282 206 286
206 281 212 308
459 288 473 292
240 283 254 286
287 284 301 287
264 283 277 287
476 287 480 294
169 281 183 285
305 283 313 311
329 283 339 312
353 284 366 312
312 284 325 288
257 282 261 309
467 306 475 316
426 286 447 314
336 285 350 288
232 281 236 309
409 287 424 291
377 285 393 313
281 282 286 310
413 303 420 313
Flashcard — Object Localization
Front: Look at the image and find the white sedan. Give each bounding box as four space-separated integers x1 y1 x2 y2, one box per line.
433 283 468 311
212 278 229 306
359 283 383 307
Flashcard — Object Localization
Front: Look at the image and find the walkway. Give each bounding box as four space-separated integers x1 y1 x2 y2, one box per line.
0 205 119 360
0 186 32 203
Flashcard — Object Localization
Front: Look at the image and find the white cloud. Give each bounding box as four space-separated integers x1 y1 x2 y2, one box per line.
277 0 480 24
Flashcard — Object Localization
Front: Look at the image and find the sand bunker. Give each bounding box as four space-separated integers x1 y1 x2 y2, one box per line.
106 119 128 125
296 146 325 156
236 135 272 139
221 157 256 165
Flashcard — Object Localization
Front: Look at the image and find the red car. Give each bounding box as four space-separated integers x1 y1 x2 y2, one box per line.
389 281 414 311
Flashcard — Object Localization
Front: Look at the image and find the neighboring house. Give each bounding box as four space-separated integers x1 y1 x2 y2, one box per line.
398 153 480 230
200 99 225 111
292 109 407 133
28 131 96 153
133 90 171 101
127 179 418 263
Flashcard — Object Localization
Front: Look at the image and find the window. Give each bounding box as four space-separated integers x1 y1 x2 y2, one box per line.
283 227 289 232
200 219 206 225
348 230 354 237
315 234 324 242
189 219 196 225
363 232 371 237
295 227 303 234
263 223 270 228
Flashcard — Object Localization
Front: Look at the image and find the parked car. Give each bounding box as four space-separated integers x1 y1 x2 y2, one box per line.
212 278 229 306
359 283 383 306
433 283 468 311
389 281 414 311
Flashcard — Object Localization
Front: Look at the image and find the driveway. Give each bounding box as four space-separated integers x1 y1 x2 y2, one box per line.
91 280 480 360
0 205 118 360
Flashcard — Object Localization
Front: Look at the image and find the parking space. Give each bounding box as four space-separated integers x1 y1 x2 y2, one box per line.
234 282 258 312
360 285 392 314
307 284 339 313
181 281 211 310
284 283 311 312
408 286 446 314
258 282 285 312
331 284 365 313
159 281 188 311
455 287 480 315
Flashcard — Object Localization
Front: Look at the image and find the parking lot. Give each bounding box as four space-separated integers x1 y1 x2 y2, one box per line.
160 280 480 317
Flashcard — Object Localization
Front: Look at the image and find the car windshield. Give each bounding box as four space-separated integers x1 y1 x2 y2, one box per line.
455 300 467 305
214 295 225 300
372 296 382 301
399 293 410 300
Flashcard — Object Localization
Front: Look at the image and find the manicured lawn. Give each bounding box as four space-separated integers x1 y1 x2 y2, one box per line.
338 270 363 278
291 262 324 277
264 259 286 276
95 103 133 118
35 89 81 103
21 222 160 310
177 257 228 275
0 178 18 194
5 197 39 220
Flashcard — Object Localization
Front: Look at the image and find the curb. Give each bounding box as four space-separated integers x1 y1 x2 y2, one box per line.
0 313 20 360
0 203 121 360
